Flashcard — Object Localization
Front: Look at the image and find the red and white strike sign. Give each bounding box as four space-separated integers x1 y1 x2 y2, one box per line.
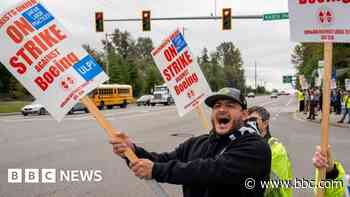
0 0 108 121
151 29 212 117
289 0 350 42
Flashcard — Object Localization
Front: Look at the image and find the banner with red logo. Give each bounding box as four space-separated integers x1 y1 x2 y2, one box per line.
0 0 108 121
151 29 212 117
289 0 350 42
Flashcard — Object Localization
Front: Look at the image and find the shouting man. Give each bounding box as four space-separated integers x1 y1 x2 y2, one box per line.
110 87 271 197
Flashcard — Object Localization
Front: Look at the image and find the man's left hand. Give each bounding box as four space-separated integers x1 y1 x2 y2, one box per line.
130 159 154 180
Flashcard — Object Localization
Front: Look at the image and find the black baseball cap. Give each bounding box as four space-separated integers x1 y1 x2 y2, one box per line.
205 87 247 109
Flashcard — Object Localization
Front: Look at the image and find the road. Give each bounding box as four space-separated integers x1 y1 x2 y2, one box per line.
0 95 349 197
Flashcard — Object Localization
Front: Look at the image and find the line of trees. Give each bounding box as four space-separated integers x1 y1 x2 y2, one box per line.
0 28 256 99
291 43 350 88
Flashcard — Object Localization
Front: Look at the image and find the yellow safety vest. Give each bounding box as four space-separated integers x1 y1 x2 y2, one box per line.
297 90 305 101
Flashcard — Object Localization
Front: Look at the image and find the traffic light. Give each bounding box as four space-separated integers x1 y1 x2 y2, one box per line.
142 10 151 31
222 8 231 30
95 12 104 32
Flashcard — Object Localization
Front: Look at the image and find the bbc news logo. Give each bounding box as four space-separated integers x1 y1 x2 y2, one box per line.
8 169 103 183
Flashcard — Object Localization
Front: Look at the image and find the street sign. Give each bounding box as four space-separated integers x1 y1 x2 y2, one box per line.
151 29 212 117
263 12 289 21
0 0 108 121
283 75 293 83
289 0 350 42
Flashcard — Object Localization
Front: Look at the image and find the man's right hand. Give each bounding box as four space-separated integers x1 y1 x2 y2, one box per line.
109 133 135 158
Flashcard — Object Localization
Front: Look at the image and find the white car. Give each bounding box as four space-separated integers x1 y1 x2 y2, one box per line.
247 92 255 98
136 95 154 106
270 92 278 99
21 103 47 116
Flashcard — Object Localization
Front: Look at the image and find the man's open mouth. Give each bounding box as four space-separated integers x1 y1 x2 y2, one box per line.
218 117 230 125
216 115 231 130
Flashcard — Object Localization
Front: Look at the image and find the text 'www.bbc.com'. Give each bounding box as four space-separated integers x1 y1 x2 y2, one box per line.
244 178 343 190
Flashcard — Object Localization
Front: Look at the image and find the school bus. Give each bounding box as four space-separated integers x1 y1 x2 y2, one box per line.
90 84 133 109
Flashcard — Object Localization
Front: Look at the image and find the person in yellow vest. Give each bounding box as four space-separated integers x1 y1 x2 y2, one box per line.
247 106 293 197
312 145 349 197
296 89 305 112
338 90 350 124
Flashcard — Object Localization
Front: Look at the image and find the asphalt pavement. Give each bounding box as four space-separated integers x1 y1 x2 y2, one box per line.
0 95 349 197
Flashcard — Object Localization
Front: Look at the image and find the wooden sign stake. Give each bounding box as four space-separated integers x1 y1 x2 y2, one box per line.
195 104 210 130
316 42 333 197
81 96 169 197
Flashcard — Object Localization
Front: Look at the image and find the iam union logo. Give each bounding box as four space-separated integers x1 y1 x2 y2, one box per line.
317 6 334 26
59 75 76 91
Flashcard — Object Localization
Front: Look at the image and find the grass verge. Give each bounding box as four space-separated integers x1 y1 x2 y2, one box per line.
0 101 30 113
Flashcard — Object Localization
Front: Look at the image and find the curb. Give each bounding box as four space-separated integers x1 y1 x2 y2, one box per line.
0 112 21 117
293 112 350 128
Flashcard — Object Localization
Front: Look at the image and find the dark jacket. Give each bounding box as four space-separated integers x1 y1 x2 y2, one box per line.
133 127 271 197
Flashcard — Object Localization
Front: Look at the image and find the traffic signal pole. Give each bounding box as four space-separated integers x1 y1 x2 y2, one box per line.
104 15 263 22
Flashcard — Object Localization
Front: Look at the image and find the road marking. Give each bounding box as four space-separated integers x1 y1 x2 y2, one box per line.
57 138 76 143
286 97 294 106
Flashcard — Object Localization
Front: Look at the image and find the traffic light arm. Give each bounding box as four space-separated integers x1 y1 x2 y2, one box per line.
103 15 263 22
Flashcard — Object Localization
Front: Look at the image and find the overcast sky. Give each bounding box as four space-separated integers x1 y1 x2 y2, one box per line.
0 0 297 92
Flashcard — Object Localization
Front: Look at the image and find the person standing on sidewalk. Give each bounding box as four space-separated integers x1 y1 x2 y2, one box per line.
338 90 350 124
335 89 342 115
308 89 317 120
304 89 310 115
296 89 305 112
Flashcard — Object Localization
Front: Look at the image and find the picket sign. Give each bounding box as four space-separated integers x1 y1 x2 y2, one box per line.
287 0 350 195
151 29 212 130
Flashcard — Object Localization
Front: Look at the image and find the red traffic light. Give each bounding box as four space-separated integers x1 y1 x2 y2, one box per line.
95 12 104 32
222 8 231 30
142 10 151 31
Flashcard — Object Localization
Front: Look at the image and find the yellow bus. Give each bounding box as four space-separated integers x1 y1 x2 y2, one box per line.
90 84 133 109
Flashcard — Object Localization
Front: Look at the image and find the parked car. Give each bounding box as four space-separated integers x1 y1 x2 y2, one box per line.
21 103 47 116
270 92 278 99
247 92 255 98
281 91 290 95
136 95 154 106
68 102 89 114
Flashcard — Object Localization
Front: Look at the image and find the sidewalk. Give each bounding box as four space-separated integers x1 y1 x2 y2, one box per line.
294 111 350 128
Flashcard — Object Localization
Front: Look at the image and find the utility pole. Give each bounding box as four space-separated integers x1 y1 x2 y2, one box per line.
105 33 110 84
182 27 187 38
214 0 217 17
255 61 257 94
